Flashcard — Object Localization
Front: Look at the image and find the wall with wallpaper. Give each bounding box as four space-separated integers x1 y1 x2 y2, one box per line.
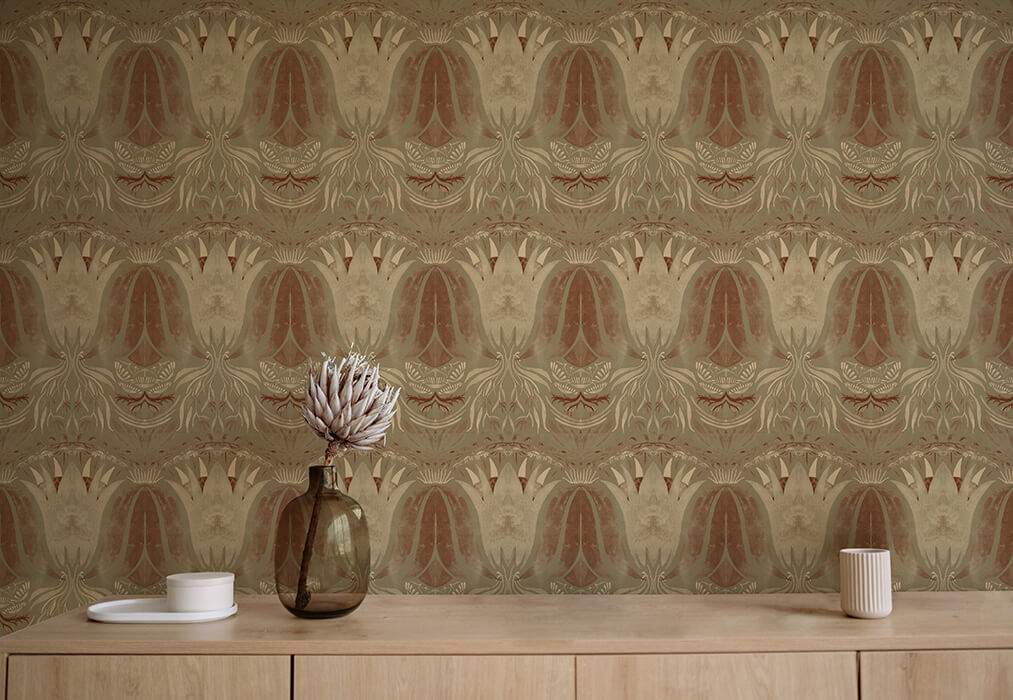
2 0 1013 632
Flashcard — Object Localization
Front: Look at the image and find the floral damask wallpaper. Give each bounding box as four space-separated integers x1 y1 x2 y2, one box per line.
2 0 1013 633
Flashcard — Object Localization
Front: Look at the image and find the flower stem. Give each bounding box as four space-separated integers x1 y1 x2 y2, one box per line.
323 439 342 466
294 446 343 610
294 472 324 611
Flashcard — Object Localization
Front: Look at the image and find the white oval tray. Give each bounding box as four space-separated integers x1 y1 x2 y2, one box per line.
87 598 238 624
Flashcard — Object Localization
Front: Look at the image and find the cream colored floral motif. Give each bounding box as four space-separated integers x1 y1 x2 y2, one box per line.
461 18 556 214
606 456 703 592
170 16 265 128
23 454 120 615
316 18 413 215
312 238 411 353
463 456 558 592
26 16 119 213
749 457 849 591
896 18 993 213
895 458 993 590
23 238 120 347
170 237 267 348
169 455 268 572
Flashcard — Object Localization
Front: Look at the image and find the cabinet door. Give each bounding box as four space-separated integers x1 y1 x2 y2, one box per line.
578 652 857 700
296 655 574 700
861 650 1013 700
6 654 288 700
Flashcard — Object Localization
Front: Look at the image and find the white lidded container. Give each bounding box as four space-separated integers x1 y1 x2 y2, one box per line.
166 572 235 613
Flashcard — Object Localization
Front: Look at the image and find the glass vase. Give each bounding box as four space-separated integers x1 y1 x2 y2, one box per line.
274 465 370 618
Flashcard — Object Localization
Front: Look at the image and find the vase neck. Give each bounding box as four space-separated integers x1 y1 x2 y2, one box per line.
308 465 340 492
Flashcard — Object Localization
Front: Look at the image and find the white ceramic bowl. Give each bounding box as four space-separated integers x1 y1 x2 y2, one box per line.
166 572 235 613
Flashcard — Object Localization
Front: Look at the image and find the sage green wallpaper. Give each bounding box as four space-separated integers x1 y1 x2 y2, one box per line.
2 0 1013 633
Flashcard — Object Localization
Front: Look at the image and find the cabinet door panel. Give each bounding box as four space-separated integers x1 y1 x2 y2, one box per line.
296 655 574 700
861 650 1013 700
6 654 288 700
578 652 857 700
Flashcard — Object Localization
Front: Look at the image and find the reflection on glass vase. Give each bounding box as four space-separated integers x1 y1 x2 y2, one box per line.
274 465 370 618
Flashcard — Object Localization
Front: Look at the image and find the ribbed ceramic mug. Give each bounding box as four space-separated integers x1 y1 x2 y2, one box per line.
840 548 892 619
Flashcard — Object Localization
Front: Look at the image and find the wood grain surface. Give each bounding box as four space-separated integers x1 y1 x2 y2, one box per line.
2 592 1012 656
296 655 574 700
578 652 857 700
860 650 1013 700
5 655 288 700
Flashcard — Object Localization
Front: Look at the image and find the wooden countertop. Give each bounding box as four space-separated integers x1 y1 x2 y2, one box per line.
2 592 1011 656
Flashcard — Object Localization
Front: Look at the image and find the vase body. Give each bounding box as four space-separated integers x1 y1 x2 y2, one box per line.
274 466 370 618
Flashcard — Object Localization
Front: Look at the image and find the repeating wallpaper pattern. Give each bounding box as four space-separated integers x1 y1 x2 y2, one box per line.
1 0 1013 633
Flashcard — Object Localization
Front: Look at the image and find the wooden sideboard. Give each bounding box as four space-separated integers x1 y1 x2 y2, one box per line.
2 592 1012 699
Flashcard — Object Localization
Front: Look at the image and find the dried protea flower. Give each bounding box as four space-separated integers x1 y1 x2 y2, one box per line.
303 352 400 462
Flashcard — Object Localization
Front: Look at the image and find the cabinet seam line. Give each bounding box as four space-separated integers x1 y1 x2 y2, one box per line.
856 651 861 700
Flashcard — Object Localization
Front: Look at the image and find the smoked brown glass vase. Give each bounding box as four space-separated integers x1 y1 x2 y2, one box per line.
274 465 370 618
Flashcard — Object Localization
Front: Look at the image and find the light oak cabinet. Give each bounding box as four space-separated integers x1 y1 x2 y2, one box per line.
3 593 1012 700
578 652 857 700
860 650 1013 700
5 654 288 700
296 655 574 700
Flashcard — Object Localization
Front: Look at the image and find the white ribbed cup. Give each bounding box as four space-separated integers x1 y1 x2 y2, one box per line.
840 548 892 619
